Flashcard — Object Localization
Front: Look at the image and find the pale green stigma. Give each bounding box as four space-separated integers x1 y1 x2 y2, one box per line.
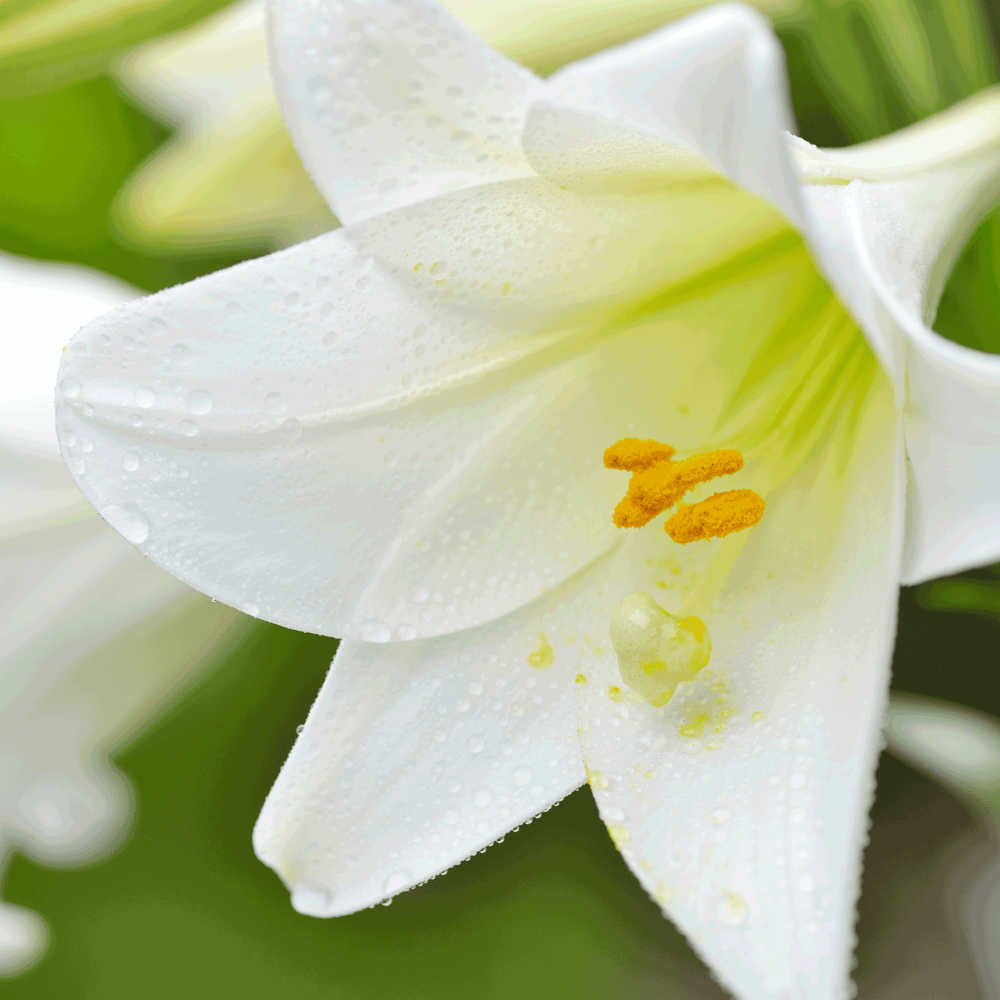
609 592 711 706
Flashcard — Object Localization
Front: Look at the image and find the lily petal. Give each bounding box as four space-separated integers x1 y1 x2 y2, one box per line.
59 149 795 640
253 554 614 913
269 0 540 225
540 3 803 225
576 375 902 1000
792 89 1000 581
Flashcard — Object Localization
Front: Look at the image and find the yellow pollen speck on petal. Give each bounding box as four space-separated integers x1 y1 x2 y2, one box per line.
575 672 587 684
608 825 630 848
752 710 765 723
501 282 512 296
655 880 675 904
607 685 623 702
413 262 423 271
428 261 441 273
527 633 554 669
665 489 765 544
679 713 708 738
586 768 609 789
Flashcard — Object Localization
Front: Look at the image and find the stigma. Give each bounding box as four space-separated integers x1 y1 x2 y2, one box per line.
609 592 711 706
604 437 765 541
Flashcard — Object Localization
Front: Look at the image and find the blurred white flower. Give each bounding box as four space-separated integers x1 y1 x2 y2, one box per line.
54 1 1000 997
0 251 240 975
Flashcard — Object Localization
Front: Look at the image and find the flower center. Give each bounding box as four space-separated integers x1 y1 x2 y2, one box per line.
604 438 765 541
604 438 764 705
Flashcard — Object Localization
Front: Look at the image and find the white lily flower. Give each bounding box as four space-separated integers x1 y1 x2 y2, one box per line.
0 251 240 975
54 2 1000 997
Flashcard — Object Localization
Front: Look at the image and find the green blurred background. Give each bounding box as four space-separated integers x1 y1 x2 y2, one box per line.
2 0 1000 996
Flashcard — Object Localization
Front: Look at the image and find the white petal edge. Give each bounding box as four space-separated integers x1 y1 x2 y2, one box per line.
575 374 902 1000
253 551 622 914
267 0 541 225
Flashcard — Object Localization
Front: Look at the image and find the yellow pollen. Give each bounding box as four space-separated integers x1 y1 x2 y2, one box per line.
604 437 765 540
527 633 554 668
665 489 765 544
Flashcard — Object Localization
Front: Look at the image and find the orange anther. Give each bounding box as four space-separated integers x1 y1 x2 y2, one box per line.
603 438 676 471
605 438 763 542
664 489 765 544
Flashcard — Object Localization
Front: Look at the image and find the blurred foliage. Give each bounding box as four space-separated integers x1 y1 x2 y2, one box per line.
2 0 1000 996
0 0 234 95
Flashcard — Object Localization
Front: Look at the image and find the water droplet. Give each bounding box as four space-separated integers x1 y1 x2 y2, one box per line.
397 624 417 640
716 892 748 926
69 457 85 474
360 619 391 643
134 386 156 408
472 788 493 809
101 504 149 544
60 377 81 398
265 392 287 416
710 808 732 826
605 807 625 823
225 302 240 317
279 418 302 443
130 414 142 427
242 602 260 617
122 452 139 471
295 724 305 735
291 881 334 916
179 419 200 437
284 292 301 307
382 870 411 895
71 341 87 356
796 874 814 892
171 343 191 362
186 389 213 415
444 809 460 825
466 735 485 754
512 766 533 786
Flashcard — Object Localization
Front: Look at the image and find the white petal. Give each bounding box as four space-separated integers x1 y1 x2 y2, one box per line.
541 3 802 224
885 693 1000 803
59 163 792 640
253 555 616 914
575 375 902 1000
793 90 1000 581
0 249 139 405
0 901 47 976
268 0 540 224
1 398 239 919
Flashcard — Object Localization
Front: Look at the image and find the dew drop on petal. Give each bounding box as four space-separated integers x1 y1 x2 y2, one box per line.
134 386 156 408
186 389 213 415
179 419 200 437
280 418 302 443
512 766 533 786
291 880 334 916
122 452 139 472
241 602 260 617
360 620 391 643
265 392 287 416
101 504 149 544
60 377 81 398
467 735 485 754
382 870 411 895
472 788 493 809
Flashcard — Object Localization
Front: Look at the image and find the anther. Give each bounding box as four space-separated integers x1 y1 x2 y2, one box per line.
665 489 765 544
604 437 764 541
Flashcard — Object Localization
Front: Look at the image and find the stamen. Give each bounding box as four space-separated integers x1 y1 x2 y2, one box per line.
603 438 676 471
665 489 765 544
609 592 711 706
604 437 764 539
